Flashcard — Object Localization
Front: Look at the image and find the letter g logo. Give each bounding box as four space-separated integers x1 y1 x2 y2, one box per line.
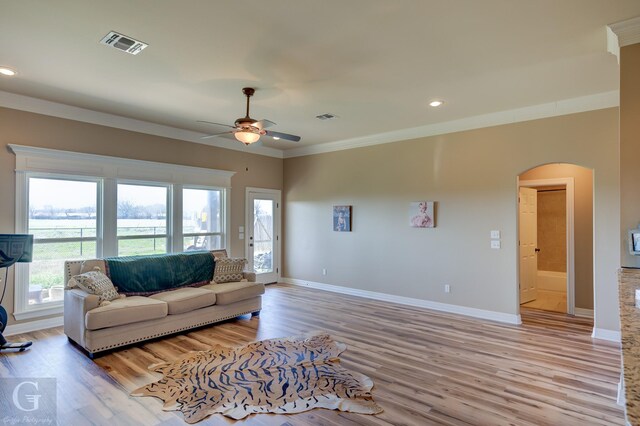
12 380 41 412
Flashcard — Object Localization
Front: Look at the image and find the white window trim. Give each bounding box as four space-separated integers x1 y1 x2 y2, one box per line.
9 144 235 186
11 144 235 320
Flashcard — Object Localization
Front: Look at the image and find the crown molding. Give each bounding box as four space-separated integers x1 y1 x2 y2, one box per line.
1 89 620 162
0 91 284 159
283 90 619 158
609 16 640 49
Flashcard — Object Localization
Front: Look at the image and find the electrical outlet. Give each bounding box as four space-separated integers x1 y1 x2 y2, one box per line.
491 240 501 249
322 268 327 276
444 284 451 293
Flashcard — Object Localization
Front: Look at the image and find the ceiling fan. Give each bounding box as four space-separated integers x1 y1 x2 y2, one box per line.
198 87 302 145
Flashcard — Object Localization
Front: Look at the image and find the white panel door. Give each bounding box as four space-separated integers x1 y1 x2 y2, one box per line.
246 189 280 284
519 187 538 304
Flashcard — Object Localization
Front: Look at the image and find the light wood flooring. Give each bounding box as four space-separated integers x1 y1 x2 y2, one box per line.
0 284 623 425
521 289 567 313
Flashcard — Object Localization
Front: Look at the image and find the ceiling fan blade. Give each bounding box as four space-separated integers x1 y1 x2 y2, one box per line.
265 130 301 142
201 130 233 140
255 119 276 129
197 120 236 129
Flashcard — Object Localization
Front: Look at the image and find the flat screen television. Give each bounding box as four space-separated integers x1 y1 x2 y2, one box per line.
0 234 34 264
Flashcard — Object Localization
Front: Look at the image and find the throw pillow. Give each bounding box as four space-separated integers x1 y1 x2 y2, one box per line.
211 249 228 260
213 257 247 283
67 269 120 306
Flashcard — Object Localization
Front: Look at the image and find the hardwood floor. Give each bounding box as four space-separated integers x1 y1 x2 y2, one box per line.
0 284 623 425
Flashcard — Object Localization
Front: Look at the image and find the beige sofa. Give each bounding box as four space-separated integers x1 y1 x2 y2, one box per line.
63 251 264 358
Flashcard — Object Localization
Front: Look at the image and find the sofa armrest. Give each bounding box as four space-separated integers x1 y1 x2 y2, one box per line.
243 272 256 282
64 289 100 347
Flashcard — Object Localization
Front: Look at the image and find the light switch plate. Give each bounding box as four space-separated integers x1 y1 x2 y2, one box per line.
490 230 500 239
491 240 501 249
239 233 244 240
239 226 244 233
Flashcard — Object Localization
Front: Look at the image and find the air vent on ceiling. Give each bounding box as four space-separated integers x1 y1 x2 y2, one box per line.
316 113 338 120
100 31 148 55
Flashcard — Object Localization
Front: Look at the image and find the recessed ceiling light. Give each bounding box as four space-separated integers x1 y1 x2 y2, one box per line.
429 100 444 107
0 67 17 76
272 136 280 140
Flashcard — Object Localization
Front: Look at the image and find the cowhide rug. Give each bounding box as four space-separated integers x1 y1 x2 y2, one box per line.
131 333 383 423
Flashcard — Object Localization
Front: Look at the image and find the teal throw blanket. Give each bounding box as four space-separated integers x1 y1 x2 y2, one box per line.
105 251 215 295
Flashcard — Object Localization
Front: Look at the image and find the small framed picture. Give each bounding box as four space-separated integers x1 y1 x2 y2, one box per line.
409 201 435 228
630 228 640 255
333 205 352 232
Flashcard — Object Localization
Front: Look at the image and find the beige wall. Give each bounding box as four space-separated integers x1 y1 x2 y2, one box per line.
536 190 567 273
0 107 283 326
621 43 640 267
520 164 594 310
283 108 619 330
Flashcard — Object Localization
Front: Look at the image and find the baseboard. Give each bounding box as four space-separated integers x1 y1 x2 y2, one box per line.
282 277 522 325
4 315 63 336
617 378 625 407
591 327 621 343
574 308 594 318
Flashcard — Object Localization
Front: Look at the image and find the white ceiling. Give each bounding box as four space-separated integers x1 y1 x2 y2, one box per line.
1 1 639 153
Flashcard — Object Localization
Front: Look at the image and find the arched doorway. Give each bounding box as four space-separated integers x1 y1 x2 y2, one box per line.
517 163 594 319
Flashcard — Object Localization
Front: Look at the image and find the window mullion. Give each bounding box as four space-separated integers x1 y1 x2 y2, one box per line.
103 178 118 257
172 184 183 253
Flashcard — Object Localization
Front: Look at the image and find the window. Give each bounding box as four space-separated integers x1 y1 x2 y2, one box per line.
183 188 223 251
11 144 234 320
27 177 99 306
117 183 168 256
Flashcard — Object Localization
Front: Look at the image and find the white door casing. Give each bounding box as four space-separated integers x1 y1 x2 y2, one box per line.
519 187 538 304
245 188 281 284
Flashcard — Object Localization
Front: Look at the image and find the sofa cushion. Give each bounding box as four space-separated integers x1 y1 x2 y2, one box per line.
201 281 265 305
212 258 247 283
149 287 216 315
85 296 168 331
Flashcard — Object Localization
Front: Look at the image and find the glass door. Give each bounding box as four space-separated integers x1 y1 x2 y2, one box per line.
246 189 280 284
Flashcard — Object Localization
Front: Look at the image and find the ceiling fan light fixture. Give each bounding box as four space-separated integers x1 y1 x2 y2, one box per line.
199 87 301 144
234 130 261 145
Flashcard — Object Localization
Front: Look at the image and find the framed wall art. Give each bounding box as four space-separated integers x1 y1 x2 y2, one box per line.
333 205 352 232
409 201 435 228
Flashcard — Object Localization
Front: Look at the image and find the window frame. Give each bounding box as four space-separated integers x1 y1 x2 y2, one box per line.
181 185 226 252
15 172 105 319
116 180 171 256
11 144 235 321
